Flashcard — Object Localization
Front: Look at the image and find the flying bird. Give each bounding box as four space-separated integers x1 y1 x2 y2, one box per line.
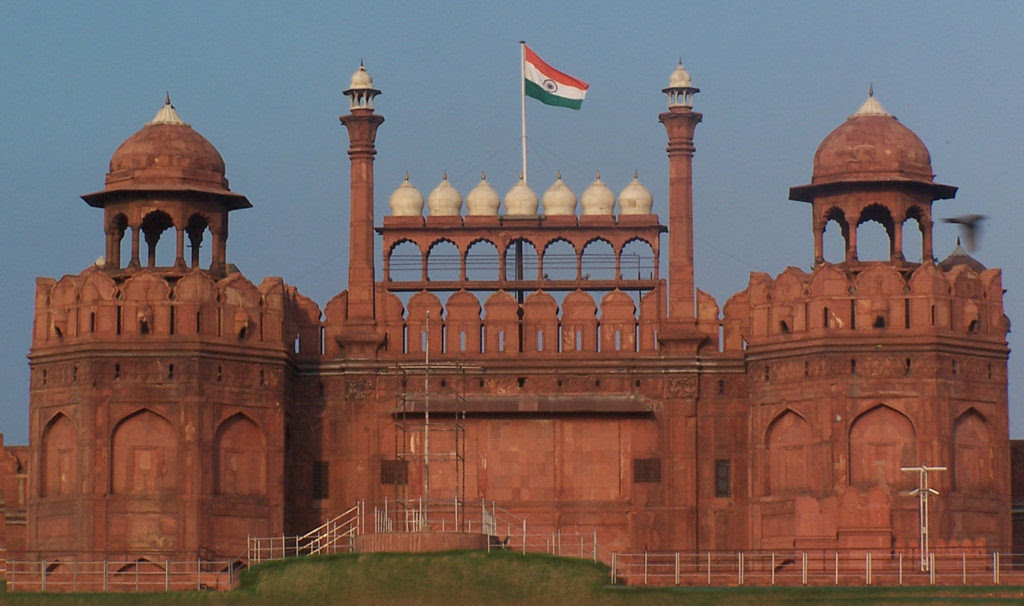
941 214 987 252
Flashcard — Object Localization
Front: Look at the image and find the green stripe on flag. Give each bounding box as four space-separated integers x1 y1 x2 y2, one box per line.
525 79 583 110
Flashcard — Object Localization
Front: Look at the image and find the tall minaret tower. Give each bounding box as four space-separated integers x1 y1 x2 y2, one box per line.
659 61 702 326
339 63 384 353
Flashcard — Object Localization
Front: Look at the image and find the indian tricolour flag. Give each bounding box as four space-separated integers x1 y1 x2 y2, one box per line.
523 45 589 110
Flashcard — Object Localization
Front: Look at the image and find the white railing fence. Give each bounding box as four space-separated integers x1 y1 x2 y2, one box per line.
5 558 238 592
608 550 1024 586
248 504 359 563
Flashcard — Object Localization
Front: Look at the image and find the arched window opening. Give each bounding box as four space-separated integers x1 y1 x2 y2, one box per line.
541 239 577 282
903 210 925 263
185 214 213 269
581 239 616 281
856 204 895 261
110 213 129 269
388 240 422 282
621 238 657 308
822 209 847 263
426 240 460 282
465 240 500 282
504 239 539 282
140 211 175 268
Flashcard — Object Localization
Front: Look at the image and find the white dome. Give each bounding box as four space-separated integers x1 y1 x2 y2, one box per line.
504 174 539 216
618 171 653 215
427 172 462 216
466 171 500 216
349 63 374 89
668 59 692 89
541 172 577 215
389 173 424 216
580 172 615 215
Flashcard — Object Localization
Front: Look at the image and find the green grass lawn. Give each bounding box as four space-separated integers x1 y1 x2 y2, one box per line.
0 551 1021 605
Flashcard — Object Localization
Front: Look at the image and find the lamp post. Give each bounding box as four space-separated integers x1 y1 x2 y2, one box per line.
901 463 946 572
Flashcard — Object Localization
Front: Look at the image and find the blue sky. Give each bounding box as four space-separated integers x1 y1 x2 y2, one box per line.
2 2 1022 442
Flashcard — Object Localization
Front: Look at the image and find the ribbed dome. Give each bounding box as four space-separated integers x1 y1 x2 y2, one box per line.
389 173 424 216
618 171 653 214
427 172 462 216
466 172 500 216
504 175 539 216
349 63 374 90
105 98 228 193
541 172 577 215
668 60 693 88
580 172 614 215
811 93 933 185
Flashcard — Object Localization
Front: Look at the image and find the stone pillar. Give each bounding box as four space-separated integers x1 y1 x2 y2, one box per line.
339 108 384 322
659 106 702 322
129 225 141 268
175 226 187 268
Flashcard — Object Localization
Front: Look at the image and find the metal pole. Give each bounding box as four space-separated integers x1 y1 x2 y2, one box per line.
103 560 108 591
166 560 170 591
738 552 743 585
899 551 903 585
902 464 946 572
593 530 597 562
771 552 775 585
610 553 616 584
40 560 45 592
519 41 527 183
523 520 527 555
707 552 711 585
962 552 966 584
994 552 1000 585
644 552 648 585
675 552 680 586
835 552 839 585
929 553 935 584
802 552 807 585
865 552 871 585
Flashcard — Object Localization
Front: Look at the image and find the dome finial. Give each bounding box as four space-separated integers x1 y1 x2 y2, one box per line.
442 169 448 180
149 93 187 125
404 171 409 181
868 83 874 97
595 170 601 179
556 170 562 180
481 170 486 180
633 169 638 179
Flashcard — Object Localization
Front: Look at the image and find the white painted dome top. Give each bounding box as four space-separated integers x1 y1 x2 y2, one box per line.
466 171 500 216
427 171 462 216
389 172 424 216
580 172 615 215
504 174 539 216
541 172 577 216
618 171 653 215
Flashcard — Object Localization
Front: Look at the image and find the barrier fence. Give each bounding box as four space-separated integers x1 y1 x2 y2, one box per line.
248 498 601 563
608 550 1024 586
5 558 238 592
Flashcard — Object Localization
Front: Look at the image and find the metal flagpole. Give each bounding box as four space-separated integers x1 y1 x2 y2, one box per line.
519 40 527 183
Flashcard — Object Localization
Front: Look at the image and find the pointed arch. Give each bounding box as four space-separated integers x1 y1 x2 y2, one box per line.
766 409 812 495
214 413 266 496
110 409 177 494
953 408 993 493
849 404 916 490
41 413 77 497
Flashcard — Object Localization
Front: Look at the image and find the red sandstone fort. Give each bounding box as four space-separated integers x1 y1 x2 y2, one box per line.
0 62 1016 575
